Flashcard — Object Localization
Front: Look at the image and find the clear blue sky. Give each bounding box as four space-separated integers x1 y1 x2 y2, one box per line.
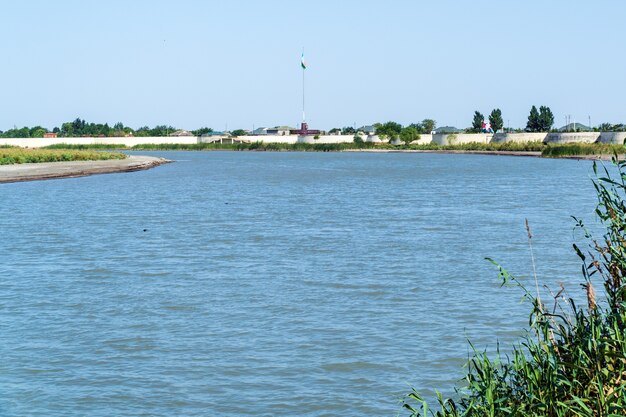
1 0 623 131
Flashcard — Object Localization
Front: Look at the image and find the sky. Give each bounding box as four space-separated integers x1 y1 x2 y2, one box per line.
0 0 624 131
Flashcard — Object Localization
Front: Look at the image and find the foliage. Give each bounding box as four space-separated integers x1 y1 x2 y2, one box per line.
471 111 484 133
400 126 421 146
489 109 504 133
375 121 403 141
128 141 545 152
404 156 626 416
342 126 356 135
542 143 626 158
422 119 436 134
135 125 177 137
353 134 364 144
0 148 126 165
526 105 554 132
598 123 626 133
230 129 247 137
539 106 554 132
526 105 541 132
191 127 214 136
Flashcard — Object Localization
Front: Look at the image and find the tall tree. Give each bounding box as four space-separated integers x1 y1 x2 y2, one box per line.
375 121 402 141
488 109 503 133
526 105 540 132
408 123 424 133
421 119 436 133
472 111 484 133
399 126 420 146
538 106 554 132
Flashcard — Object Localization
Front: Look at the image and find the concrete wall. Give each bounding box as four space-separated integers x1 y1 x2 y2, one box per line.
0 136 198 148
2 132 625 148
492 132 547 143
544 132 600 144
432 133 492 145
235 135 298 144
598 132 626 144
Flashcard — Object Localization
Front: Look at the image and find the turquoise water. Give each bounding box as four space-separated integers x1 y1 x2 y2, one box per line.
0 152 600 416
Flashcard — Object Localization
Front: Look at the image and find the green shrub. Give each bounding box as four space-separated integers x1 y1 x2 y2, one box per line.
404 157 626 416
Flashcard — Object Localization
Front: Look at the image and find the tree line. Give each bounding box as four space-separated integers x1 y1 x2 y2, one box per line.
470 106 554 133
0 118 215 138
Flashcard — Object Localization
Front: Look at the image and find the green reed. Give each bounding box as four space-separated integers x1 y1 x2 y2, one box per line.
403 155 626 416
542 143 626 158
0 148 126 165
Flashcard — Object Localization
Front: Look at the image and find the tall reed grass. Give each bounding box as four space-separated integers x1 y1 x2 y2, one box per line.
0 148 126 165
542 143 626 158
403 156 626 416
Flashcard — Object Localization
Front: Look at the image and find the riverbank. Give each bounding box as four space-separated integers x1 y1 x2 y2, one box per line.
0 155 171 183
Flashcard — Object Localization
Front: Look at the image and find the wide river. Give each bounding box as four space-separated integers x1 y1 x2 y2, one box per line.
0 151 604 416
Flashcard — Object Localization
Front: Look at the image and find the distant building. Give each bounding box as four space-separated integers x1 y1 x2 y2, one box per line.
201 131 228 137
43 132 57 138
253 127 268 135
169 130 194 137
290 122 320 136
433 126 462 134
361 125 376 135
266 126 297 136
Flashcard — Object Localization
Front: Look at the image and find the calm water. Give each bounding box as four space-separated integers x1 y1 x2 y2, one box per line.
0 152 602 416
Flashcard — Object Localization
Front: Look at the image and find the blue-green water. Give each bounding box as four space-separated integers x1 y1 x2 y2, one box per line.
0 152 600 416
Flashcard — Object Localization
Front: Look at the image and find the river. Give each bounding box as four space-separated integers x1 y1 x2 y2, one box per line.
0 151 603 416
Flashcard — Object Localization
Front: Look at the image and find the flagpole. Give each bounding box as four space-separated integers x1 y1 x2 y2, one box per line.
302 48 305 123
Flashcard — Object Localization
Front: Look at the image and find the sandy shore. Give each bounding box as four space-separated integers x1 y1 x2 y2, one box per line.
0 155 171 184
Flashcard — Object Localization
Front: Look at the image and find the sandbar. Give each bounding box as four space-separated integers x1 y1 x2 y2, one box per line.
0 155 171 184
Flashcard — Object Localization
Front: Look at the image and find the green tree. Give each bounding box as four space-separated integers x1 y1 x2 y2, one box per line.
399 126 420 146
538 106 554 132
375 121 402 141
488 109 503 133
341 126 356 135
231 129 247 137
472 111 484 133
30 126 47 138
191 127 213 136
421 119 436 133
526 105 540 132
328 128 341 134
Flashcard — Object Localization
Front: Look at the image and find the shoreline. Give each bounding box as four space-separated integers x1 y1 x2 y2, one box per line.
0 155 171 184
342 149 619 160
0 150 615 185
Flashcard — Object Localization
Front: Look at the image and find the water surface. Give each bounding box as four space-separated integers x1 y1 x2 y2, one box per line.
0 152 601 416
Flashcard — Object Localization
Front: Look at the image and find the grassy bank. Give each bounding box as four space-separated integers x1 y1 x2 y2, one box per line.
32 141 626 158
404 159 626 416
542 143 626 158
39 141 546 152
0 147 127 165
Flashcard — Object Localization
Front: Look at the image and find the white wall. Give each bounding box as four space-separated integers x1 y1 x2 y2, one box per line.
545 132 600 144
0 136 198 148
598 132 626 144
2 132 624 148
492 132 547 143
432 133 492 145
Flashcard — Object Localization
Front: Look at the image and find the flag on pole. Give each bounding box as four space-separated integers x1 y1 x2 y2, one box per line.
301 52 306 70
